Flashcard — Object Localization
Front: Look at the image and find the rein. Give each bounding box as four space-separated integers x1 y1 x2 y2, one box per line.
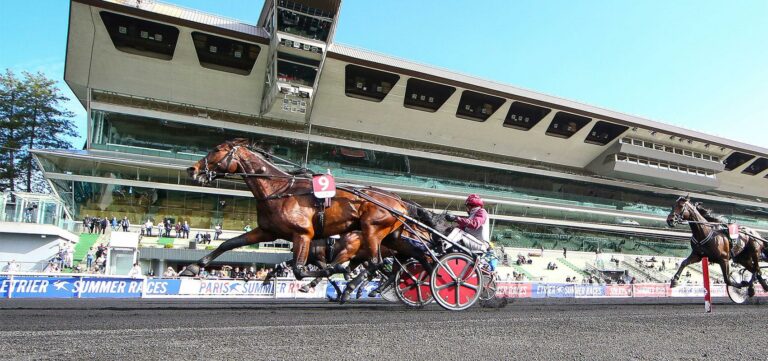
671 200 719 247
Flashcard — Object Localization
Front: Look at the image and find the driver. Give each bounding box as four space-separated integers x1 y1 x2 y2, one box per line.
445 194 490 244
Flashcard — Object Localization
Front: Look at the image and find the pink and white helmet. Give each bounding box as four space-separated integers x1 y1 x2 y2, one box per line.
465 194 483 208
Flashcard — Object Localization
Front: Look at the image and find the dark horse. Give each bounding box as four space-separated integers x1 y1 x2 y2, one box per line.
667 196 768 293
183 139 424 280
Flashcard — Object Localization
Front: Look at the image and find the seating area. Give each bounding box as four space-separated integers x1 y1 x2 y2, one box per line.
496 247 726 285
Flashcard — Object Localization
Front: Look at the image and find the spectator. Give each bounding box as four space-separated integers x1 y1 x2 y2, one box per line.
122 216 130 232
163 267 177 278
203 233 212 245
214 224 223 240
6 260 20 273
100 217 108 234
96 256 106 274
175 222 182 238
195 232 202 244
164 219 172 238
89 218 96 233
157 222 164 238
65 244 74 269
128 263 142 278
182 221 190 239
199 267 209 279
145 219 153 237
111 216 118 231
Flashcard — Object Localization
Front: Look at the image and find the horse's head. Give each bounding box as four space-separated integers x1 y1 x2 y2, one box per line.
667 195 694 227
188 138 266 185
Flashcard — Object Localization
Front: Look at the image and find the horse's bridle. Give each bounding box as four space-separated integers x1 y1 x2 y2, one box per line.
671 198 718 246
201 145 306 200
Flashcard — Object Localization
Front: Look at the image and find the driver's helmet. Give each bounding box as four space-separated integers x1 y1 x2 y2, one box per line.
465 194 483 208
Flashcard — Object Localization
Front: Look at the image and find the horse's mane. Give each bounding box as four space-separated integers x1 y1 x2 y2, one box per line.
695 203 725 223
403 200 437 229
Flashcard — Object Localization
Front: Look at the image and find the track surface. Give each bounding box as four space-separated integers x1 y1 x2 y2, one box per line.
0 298 763 360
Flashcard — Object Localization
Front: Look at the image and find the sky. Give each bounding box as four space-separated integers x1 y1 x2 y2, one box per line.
2 0 767 149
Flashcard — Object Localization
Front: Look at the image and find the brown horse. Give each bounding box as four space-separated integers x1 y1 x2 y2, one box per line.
667 196 768 294
183 139 416 279
266 204 445 301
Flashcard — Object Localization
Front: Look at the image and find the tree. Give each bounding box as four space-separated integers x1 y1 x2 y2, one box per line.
0 70 78 193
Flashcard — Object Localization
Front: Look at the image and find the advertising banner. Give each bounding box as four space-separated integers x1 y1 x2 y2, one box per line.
0 276 79 298
496 282 532 298
145 279 182 296
605 285 633 298
325 280 381 300
633 283 669 297
534 283 575 298
76 277 143 298
179 278 274 297
710 284 727 298
669 285 706 298
574 284 606 298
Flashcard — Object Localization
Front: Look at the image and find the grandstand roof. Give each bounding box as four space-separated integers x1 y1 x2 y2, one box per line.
326 43 767 156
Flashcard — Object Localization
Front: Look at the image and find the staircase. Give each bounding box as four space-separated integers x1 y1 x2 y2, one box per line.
558 257 590 277
621 261 665 283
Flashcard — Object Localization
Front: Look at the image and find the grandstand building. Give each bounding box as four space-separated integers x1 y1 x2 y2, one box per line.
34 0 768 272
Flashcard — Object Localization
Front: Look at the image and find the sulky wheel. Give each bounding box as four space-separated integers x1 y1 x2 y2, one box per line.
395 259 434 307
726 268 752 304
479 273 497 301
430 253 482 311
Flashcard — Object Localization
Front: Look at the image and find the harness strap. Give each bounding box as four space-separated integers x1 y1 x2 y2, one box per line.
691 228 717 247
326 237 335 263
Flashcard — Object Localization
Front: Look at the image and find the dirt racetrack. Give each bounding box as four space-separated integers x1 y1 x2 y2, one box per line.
0 298 762 360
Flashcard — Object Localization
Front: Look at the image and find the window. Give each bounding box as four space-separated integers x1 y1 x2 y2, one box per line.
693 152 702 159
683 150 692 157
584 121 629 145
674 149 683 155
723 152 755 171
191 32 260 75
344 65 400 102
654 144 664 151
545 112 591 138
665 146 674 153
100 12 179 60
632 139 643 146
455 90 505 122
617 154 627 161
620 137 631 144
504 102 551 130
276 7 332 41
276 53 319 87
702 154 711 161
742 157 768 175
403 78 455 112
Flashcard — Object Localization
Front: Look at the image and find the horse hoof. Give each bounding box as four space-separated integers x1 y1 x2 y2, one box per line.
179 264 200 277
669 280 678 288
748 287 756 298
298 285 310 293
339 291 352 304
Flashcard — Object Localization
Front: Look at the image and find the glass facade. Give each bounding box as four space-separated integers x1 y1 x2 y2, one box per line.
84 109 768 231
48 180 258 231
